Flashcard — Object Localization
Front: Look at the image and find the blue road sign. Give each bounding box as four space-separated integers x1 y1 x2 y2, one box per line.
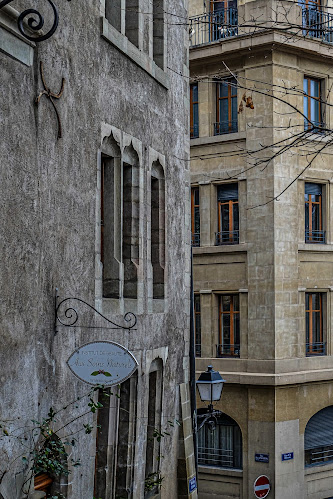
189 476 197 493
282 452 294 461
255 453 269 463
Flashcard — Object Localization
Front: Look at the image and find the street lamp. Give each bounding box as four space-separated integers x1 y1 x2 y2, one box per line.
196 365 226 431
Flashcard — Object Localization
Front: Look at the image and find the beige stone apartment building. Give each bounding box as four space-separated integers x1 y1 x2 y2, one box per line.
189 0 333 497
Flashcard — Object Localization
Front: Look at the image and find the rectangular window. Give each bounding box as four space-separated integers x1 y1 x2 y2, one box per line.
190 83 199 138
153 0 164 69
191 187 200 247
306 292 326 356
304 77 324 131
216 184 239 245
194 294 201 357
218 295 240 357
215 78 238 135
305 183 325 243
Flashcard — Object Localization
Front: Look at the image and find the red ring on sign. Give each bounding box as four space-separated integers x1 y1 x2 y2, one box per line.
253 475 270 498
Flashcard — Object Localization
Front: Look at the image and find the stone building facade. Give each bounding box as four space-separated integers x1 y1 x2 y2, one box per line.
189 0 333 497
0 1 196 498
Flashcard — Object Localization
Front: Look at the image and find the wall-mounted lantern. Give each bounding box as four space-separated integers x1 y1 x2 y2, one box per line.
196 365 226 431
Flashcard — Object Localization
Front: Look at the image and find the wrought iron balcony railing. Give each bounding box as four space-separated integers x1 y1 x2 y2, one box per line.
189 9 238 47
302 8 333 44
214 120 238 135
216 344 240 357
215 230 239 245
306 342 326 356
195 344 202 357
305 446 333 466
191 124 199 139
198 447 234 467
192 232 200 247
305 230 326 243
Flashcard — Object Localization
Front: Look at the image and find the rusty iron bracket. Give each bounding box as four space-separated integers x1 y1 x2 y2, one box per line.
35 61 65 139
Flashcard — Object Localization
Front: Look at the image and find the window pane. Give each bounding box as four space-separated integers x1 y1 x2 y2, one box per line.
233 202 239 231
192 83 198 101
312 293 321 310
222 295 231 311
306 293 309 309
233 294 239 311
219 99 229 122
310 79 319 98
312 311 321 342
221 204 230 232
220 81 229 98
311 203 320 231
304 78 308 94
222 315 231 343
231 96 237 121
234 314 240 344
194 206 200 232
305 202 309 231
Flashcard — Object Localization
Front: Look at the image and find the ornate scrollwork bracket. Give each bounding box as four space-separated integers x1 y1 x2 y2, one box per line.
0 0 70 42
54 288 137 335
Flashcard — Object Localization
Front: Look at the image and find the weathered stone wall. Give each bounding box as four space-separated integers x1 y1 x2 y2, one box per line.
0 0 193 497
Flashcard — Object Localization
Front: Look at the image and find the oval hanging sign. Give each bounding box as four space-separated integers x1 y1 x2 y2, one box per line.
67 341 138 386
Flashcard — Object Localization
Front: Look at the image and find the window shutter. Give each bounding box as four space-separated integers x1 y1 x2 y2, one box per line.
305 406 333 450
217 184 238 202
305 183 322 196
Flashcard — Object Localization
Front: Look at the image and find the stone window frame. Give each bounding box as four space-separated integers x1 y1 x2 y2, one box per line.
96 124 144 314
100 0 169 89
305 291 327 357
191 185 200 247
147 148 167 313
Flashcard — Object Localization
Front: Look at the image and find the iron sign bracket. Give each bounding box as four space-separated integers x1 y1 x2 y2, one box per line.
0 0 71 42
54 288 137 335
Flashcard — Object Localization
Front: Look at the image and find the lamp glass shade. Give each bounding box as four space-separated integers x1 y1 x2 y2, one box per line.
197 382 212 402
196 365 225 403
211 381 223 401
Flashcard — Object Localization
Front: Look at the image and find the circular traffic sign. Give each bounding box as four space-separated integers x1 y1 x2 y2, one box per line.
254 475 270 498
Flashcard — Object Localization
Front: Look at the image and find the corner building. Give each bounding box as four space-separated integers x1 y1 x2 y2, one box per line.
189 0 333 497
0 1 196 498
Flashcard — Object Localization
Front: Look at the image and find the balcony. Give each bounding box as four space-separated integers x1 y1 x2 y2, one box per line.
216 344 240 357
302 8 333 44
305 230 326 243
215 230 239 245
191 124 199 139
305 446 333 466
189 9 238 47
192 232 200 247
189 7 333 49
306 342 326 356
214 120 238 135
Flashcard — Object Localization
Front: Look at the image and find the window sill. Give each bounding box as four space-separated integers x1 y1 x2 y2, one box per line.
299 243 333 252
305 461 333 474
193 243 247 254
198 465 243 477
101 17 169 89
0 5 35 66
190 131 246 147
